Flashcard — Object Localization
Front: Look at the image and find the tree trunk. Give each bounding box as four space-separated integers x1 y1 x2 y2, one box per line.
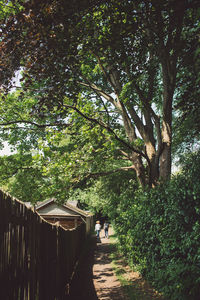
149 157 160 187
159 86 174 180
159 142 171 180
159 48 177 180
130 152 146 187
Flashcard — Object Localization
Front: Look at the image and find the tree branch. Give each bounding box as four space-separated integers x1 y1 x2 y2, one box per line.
63 104 148 159
77 79 141 147
72 166 135 188
78 80 115 105
90 51 122 94
0 120 72 128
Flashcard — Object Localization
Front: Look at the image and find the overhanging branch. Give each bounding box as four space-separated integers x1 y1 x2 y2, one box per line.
0 120 73 128
72 166 135 188
78 80 115 105
63 104 148 160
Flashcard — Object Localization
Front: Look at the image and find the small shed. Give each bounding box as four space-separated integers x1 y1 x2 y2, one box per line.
34 198 93 233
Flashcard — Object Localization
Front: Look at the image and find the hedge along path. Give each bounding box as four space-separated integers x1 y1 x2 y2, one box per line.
92 227 165 300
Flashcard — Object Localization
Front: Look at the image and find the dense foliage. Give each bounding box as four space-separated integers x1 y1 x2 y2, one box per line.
0 152 50 202
0 107 134 202
0 2 199 298
0 0 199 188
110 151 200 299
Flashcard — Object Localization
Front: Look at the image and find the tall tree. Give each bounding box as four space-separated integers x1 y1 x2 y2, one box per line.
0 0 199 187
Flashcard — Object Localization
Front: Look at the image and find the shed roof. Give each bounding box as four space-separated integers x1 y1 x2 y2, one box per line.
35 198 90 218
64 202 90 217
67 200 78 207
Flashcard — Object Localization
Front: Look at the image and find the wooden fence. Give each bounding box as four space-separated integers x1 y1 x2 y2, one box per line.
0 190 86 300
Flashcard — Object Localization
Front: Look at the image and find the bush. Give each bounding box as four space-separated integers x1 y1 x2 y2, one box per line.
113 151 200 299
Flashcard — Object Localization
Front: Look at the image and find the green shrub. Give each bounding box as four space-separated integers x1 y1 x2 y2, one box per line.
113 151 200 299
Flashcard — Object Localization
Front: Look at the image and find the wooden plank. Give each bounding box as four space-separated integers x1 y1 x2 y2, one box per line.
0 191 87 300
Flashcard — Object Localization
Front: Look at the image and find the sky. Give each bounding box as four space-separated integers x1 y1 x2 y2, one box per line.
0 71 21 157
0 142 16 156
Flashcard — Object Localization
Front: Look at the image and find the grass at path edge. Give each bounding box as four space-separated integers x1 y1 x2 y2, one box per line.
108 235 141 300
108 234 165 300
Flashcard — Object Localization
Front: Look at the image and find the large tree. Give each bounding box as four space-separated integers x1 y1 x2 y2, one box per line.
0 0 199 187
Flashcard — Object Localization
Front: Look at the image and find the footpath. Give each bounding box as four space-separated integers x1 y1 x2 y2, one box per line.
93 228 126 300
69 227 126 300
69 227 165 300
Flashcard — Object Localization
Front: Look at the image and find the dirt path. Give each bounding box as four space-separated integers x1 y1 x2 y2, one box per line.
69 227 126 300
69 227 165 300
93 228 127 300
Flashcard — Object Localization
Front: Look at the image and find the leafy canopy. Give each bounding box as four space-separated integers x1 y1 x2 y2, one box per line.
0 0 199 188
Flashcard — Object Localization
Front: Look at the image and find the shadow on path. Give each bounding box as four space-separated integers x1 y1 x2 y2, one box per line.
69 235 98 300
69 230 126 300
93 234 127 300
69 230 165 300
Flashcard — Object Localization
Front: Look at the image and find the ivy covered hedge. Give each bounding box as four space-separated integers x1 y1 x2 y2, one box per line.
113 151 200 300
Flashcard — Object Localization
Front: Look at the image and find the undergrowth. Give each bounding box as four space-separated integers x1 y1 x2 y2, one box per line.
109 236 165 300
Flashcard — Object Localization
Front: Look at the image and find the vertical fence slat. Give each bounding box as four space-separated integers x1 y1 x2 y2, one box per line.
0 191 87 300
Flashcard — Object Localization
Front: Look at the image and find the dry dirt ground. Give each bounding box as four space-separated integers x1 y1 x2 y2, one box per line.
69 227 165 300
92 230 126 300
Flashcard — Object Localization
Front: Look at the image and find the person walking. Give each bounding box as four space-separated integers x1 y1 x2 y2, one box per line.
104 221 109 238
95 221 101 238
